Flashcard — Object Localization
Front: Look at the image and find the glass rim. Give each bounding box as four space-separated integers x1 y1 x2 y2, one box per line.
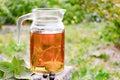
32 8 66 12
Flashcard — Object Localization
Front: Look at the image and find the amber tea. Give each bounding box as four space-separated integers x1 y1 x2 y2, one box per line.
30 31 64 73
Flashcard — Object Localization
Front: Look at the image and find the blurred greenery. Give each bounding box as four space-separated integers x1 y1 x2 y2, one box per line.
66 22 120 80
0 33 27 58
0 39 27 57
0 0 120 26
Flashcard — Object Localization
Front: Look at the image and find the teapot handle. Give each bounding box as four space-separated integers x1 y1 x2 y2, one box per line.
17 13 32 44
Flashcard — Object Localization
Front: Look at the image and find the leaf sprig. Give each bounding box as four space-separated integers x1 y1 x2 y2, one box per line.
0 56 32 80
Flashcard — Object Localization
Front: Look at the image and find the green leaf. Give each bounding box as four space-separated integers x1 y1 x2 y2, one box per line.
0 62 14 79
0 62 13 72
98 53 109 62
0 57 31 79
15 67 32 79
3 71 14 80
80 67 87 77
11 56 25 75
12 57 24 65
11 57 32 79
95 70 109 80
0 70 4 79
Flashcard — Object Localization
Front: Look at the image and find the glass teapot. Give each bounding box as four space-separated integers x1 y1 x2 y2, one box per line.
17 8 66 73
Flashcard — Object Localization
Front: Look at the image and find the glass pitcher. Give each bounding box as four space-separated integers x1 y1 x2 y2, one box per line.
17 8 66 73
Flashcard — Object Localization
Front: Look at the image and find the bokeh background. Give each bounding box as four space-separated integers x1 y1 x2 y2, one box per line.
0 0 120 80
0 0 120 26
